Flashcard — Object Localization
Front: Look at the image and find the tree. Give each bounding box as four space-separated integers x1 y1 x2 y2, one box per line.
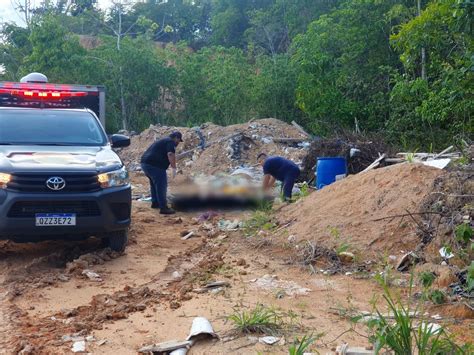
388 0 474 147
291 0 411 134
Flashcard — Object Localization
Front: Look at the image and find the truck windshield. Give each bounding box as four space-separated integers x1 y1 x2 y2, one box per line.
0 109 107 146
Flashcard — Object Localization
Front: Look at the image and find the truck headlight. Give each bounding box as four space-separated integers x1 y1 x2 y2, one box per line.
98 167 129 188
0 173 11 189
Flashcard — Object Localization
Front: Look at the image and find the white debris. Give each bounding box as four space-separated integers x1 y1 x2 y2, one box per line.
249 274 311 296
423 158 451 169
172 271 182 279
259 336 280 345
439 247 454 259
72 340 86 353
82 269 103 282
431 314 443 320
218 219 243 231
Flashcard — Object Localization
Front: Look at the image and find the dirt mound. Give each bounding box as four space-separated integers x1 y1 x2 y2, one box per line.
119 118 309 175
279 163 443 259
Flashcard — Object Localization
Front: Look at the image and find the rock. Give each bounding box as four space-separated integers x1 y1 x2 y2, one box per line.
18 344 34 355
105 298 118 307
396 252 420 272
82 269 103 282
72 340 86 353
136 303 146 311
172 271 182 279
436 268 458 288
338 251 355 263
58 274 70 282
287 235 296 243
61 308 78 317
236 258 247 266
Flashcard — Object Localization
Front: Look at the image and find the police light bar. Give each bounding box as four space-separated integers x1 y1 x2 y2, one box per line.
0 88 88 100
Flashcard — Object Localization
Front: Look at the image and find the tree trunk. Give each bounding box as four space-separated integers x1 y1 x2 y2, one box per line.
417 0 427 80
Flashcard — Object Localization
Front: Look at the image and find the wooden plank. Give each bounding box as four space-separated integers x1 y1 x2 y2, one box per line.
291 120 311 138
385 158 405 163
361 154 386 173
139 340 192 353
433 145 454 159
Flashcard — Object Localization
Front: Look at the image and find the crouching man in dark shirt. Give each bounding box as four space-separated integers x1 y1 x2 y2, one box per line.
257 153 300 201
141 131 183 214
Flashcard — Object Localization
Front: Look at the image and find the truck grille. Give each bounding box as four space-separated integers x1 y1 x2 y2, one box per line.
8 201 101 218
8 173 100 193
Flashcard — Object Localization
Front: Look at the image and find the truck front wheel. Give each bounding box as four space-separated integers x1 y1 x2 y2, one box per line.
103 230 128 252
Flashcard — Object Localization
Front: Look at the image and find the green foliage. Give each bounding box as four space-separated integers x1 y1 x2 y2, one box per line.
227 304 284 335
455 223 473 244
418 272 436 289
367 276 466 354
288 334 318 355
244 210 276 236
467 261 474 292
291 0 405 135
428 290 446 305
0 0 471 146
173 45 253 125
389 0 474 148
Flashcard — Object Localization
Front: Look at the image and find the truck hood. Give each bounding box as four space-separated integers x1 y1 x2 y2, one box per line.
0 146 123 173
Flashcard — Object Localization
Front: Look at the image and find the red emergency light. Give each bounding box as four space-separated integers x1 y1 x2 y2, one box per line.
0 88 87 100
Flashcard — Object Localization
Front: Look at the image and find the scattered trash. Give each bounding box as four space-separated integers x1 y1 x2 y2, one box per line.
258 336 280 345
181 231 196 240
172 271 182 279
249 274 311 296
187 316 218 341
81 269 103 282
217 235 228 241
431 314 442 320
139 317 218 354
139 340 193 353
439 247 454 259
218 219 243 231
71 340 86 353
396 252 420 272
336 343 375 355
97 339 107 346
197 211 220 222
138 196 152 202
422 158 451 170
194 281 230 293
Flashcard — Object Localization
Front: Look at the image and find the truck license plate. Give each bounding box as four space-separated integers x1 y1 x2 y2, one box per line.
35 214 76 226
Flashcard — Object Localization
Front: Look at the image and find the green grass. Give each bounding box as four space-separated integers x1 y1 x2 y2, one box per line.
362 275 470 354
429 290 446 305
418 271 436 289
227 304 284 335
244 210 277 236
288 334 319 355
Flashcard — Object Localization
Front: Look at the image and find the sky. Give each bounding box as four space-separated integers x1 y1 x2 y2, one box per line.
0 0 114 26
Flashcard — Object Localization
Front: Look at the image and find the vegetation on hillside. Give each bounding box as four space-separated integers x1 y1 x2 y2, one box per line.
0 0 472 148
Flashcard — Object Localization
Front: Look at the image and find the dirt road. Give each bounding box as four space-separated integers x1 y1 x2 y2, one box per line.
1 201 472 354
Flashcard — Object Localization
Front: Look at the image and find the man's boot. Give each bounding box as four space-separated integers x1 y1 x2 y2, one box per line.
160 207 176 215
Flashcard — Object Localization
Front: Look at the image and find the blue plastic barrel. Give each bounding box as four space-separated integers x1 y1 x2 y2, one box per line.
316 157 347 189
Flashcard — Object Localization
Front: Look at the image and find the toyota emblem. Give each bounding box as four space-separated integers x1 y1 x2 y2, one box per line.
46 176 66 191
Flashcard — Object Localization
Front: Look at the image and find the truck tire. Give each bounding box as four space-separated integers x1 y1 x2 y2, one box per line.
103 230 128 252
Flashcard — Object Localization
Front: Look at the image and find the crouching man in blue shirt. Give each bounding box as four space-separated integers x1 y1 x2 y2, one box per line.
257 153 300 201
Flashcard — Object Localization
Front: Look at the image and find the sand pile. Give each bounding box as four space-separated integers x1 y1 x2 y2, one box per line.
280 163 443 258
119 118 309 176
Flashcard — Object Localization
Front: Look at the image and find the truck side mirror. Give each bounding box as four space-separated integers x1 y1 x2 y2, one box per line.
110 134 130 148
